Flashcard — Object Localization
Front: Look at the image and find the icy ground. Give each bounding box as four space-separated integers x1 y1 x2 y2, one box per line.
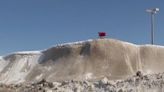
0 72 164 92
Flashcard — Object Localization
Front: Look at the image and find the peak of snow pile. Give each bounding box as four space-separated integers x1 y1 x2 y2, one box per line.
1 38 164 57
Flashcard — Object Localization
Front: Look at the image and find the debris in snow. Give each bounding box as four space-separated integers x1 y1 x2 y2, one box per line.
0 72 164 92
136 71 143 78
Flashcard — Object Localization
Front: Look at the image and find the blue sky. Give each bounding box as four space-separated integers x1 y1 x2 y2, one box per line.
0 0 163 55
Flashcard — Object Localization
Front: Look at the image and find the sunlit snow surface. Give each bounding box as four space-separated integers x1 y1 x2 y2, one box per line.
55 39 93 47
13 51 42 54
0 56 2 60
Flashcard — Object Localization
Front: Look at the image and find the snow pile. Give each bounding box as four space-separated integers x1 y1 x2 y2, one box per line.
0 38 164 85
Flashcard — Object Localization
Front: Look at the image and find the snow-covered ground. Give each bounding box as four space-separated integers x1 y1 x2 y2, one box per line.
0 72 164 92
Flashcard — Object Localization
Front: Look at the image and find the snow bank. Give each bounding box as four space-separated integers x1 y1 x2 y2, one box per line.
0 38 164 84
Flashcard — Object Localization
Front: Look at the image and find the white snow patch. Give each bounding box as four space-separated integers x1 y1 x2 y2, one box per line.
36 74 43 80
44 66 51 71
0 55 40 84
0 56 3 60
145 70 152 74
0 57 9 72
56 39 93 47
45 89 53 92
14 51 42 54
8 58 29 83
141 44 164 48
106 39 138 47
42 39 93 52
85 73 93 80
